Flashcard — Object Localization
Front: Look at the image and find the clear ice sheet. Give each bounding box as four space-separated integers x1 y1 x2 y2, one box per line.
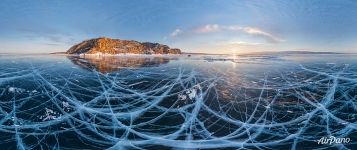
0 54 356 149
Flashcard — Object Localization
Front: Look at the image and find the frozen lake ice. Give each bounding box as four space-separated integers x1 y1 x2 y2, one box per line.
0 53 356 149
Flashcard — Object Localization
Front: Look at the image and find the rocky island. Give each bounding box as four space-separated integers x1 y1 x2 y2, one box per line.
66 37 181 55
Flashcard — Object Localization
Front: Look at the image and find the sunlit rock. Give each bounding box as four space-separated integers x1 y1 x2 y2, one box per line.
66 37 181 55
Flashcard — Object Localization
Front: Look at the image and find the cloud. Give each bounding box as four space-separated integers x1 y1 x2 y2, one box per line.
195 24 284 43
242 27 283 43
229 41 263 46
194 24 238 33
17 27 76 45
170 28 182 37
195 24 220 33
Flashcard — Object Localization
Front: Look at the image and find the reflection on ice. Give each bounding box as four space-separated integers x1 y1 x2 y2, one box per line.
67 55 172 73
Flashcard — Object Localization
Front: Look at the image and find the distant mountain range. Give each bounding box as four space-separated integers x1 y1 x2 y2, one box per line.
182 51 345 56
240 51 344 55
66 37 181 55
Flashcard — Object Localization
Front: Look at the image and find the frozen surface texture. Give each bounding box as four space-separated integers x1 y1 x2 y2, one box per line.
0 54 356 149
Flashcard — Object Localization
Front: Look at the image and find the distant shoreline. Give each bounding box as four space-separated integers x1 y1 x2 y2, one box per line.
174 51 350 56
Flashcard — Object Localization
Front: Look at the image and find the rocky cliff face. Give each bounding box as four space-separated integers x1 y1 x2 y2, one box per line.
66 37 181 54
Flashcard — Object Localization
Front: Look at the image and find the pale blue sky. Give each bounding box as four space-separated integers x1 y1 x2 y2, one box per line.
0 0 357 54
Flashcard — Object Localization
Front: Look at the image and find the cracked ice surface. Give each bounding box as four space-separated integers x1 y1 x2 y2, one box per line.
0 54 356 149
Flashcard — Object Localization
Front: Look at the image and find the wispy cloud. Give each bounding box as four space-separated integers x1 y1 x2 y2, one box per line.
242 27 283 43
195 24 220 33
17 27 76 45
170 28 182 37
228 41 263 46
195 24 284 43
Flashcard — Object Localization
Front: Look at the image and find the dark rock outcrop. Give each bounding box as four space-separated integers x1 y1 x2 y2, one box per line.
66 37 181 55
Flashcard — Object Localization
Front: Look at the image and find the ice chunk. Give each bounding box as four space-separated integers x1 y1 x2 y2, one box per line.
178 94 187 100
8 87 26 94
39 108 60 121
187 89 197 99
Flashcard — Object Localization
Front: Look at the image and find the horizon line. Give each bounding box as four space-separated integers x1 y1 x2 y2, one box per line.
0 50 354 56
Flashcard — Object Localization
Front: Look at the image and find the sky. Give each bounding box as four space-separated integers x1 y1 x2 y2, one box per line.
0 0 357 54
